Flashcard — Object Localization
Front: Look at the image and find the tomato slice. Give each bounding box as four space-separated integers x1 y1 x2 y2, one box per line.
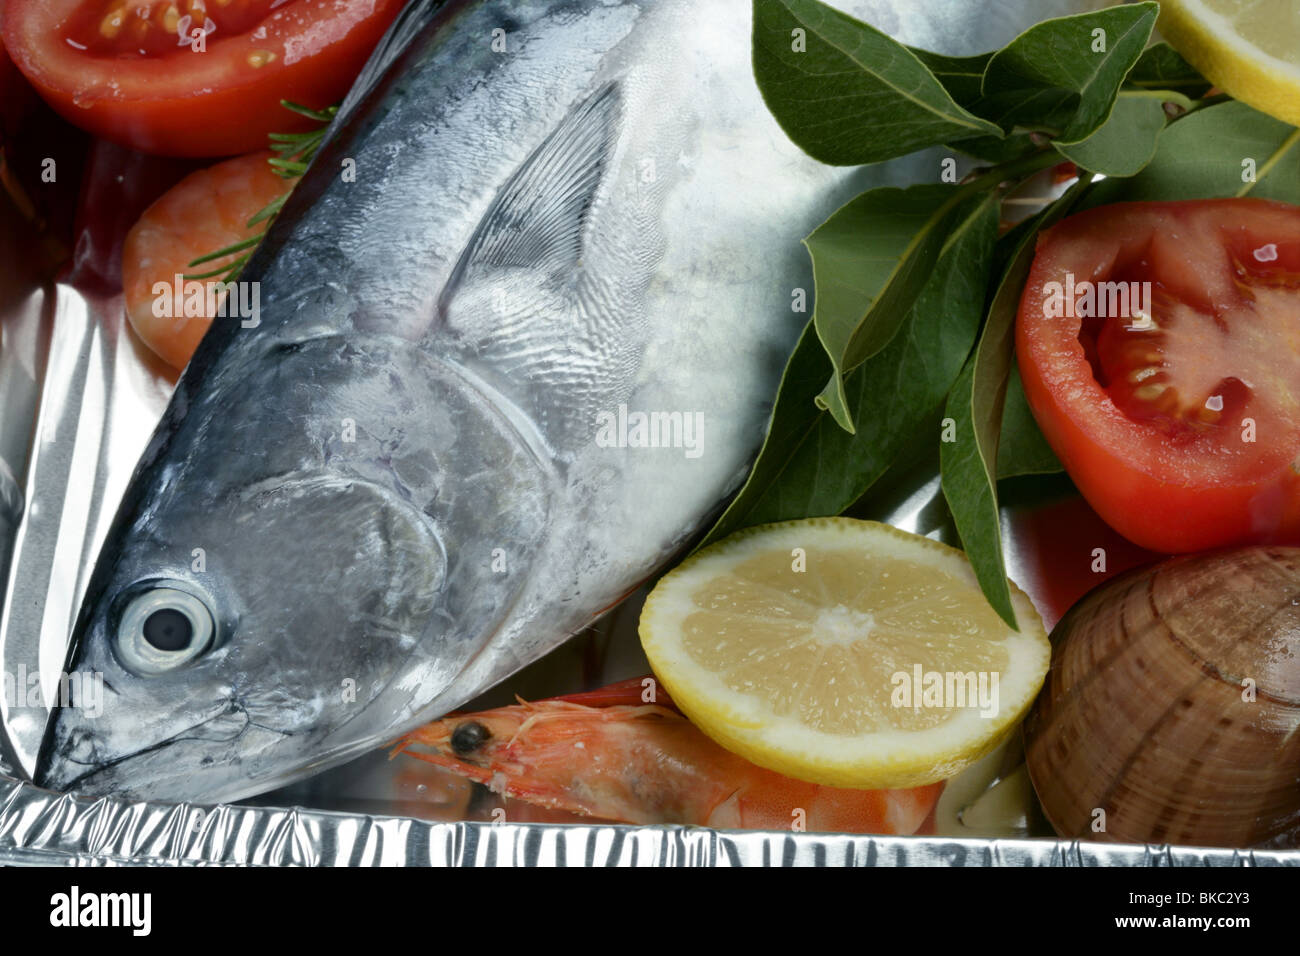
0 0 404 157
1016 198 1300 553
122 150 287 368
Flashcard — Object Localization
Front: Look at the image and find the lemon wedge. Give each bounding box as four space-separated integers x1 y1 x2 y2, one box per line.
639 518 1049 789
1159 0 1300 127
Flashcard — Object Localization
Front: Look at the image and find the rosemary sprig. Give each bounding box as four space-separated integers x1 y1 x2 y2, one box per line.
183 100 338 283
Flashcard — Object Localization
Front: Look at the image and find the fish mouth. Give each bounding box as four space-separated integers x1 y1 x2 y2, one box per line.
32 703 287 804
34 729 204 796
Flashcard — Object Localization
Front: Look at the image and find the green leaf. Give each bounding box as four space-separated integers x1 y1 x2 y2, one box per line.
751 0 1002 165
973 3 1158 139
702 194 1000 546
1054 90 1170 177
805 184 992 431
948 131 1041 164
1126 42 1212 97
940 176 1090 628
1085 99 1300 205
909 49 992 108
996 367 1062 480
809 147 1062 431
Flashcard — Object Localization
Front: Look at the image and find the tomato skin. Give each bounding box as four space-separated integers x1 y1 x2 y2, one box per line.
1016 199 1300 553
1 0 404 157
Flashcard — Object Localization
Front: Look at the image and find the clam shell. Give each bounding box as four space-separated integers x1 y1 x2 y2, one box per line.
1024 546 1300 848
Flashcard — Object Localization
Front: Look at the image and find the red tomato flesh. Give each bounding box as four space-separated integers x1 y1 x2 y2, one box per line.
1 0 404 157
1016 199 1300 553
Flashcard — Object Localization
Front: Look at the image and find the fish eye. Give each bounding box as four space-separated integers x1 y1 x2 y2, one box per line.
115 584 217 676
451 721 490 755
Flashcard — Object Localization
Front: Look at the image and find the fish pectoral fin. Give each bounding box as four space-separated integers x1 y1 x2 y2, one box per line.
438 82 622 310
436 82 639 450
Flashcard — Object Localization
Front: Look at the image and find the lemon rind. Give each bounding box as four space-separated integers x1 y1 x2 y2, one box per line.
1159 0 1300 128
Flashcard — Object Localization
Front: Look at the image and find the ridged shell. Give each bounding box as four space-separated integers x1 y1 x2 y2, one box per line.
1024 547 1300 848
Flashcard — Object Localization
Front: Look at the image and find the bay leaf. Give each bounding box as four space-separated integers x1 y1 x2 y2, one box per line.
1054 90 1170 177
909 49 993 108
973 3 1158 140
1085 99 1300 205
948 131 1041 164
1126 42 1212 97
940 176 1090 628
804 183 990 431
996 366 1062 480
752 0 1002 166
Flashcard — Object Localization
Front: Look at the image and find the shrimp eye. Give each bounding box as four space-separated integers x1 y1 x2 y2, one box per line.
451 721 490 755
115 583 217 676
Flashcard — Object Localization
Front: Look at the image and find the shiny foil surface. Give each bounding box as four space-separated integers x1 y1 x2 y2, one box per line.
3 776 1297 867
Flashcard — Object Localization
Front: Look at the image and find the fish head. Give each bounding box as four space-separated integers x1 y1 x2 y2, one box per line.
35 336 552 802
34 460 451 802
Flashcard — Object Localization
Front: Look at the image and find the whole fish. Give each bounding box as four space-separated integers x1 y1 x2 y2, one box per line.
33 0 1095 802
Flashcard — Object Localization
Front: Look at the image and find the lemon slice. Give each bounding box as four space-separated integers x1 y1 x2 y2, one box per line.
639 518 1049 789
1159 0 1300 127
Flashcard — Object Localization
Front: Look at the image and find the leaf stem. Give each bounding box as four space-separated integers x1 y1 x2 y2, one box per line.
1239 126 1300 197
958 148 1062 198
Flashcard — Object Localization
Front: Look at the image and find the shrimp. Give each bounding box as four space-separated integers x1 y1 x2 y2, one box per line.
395 678 942 834
122 150 287 369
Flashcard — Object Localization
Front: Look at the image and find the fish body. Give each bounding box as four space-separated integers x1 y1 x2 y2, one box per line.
34 0 1097 802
